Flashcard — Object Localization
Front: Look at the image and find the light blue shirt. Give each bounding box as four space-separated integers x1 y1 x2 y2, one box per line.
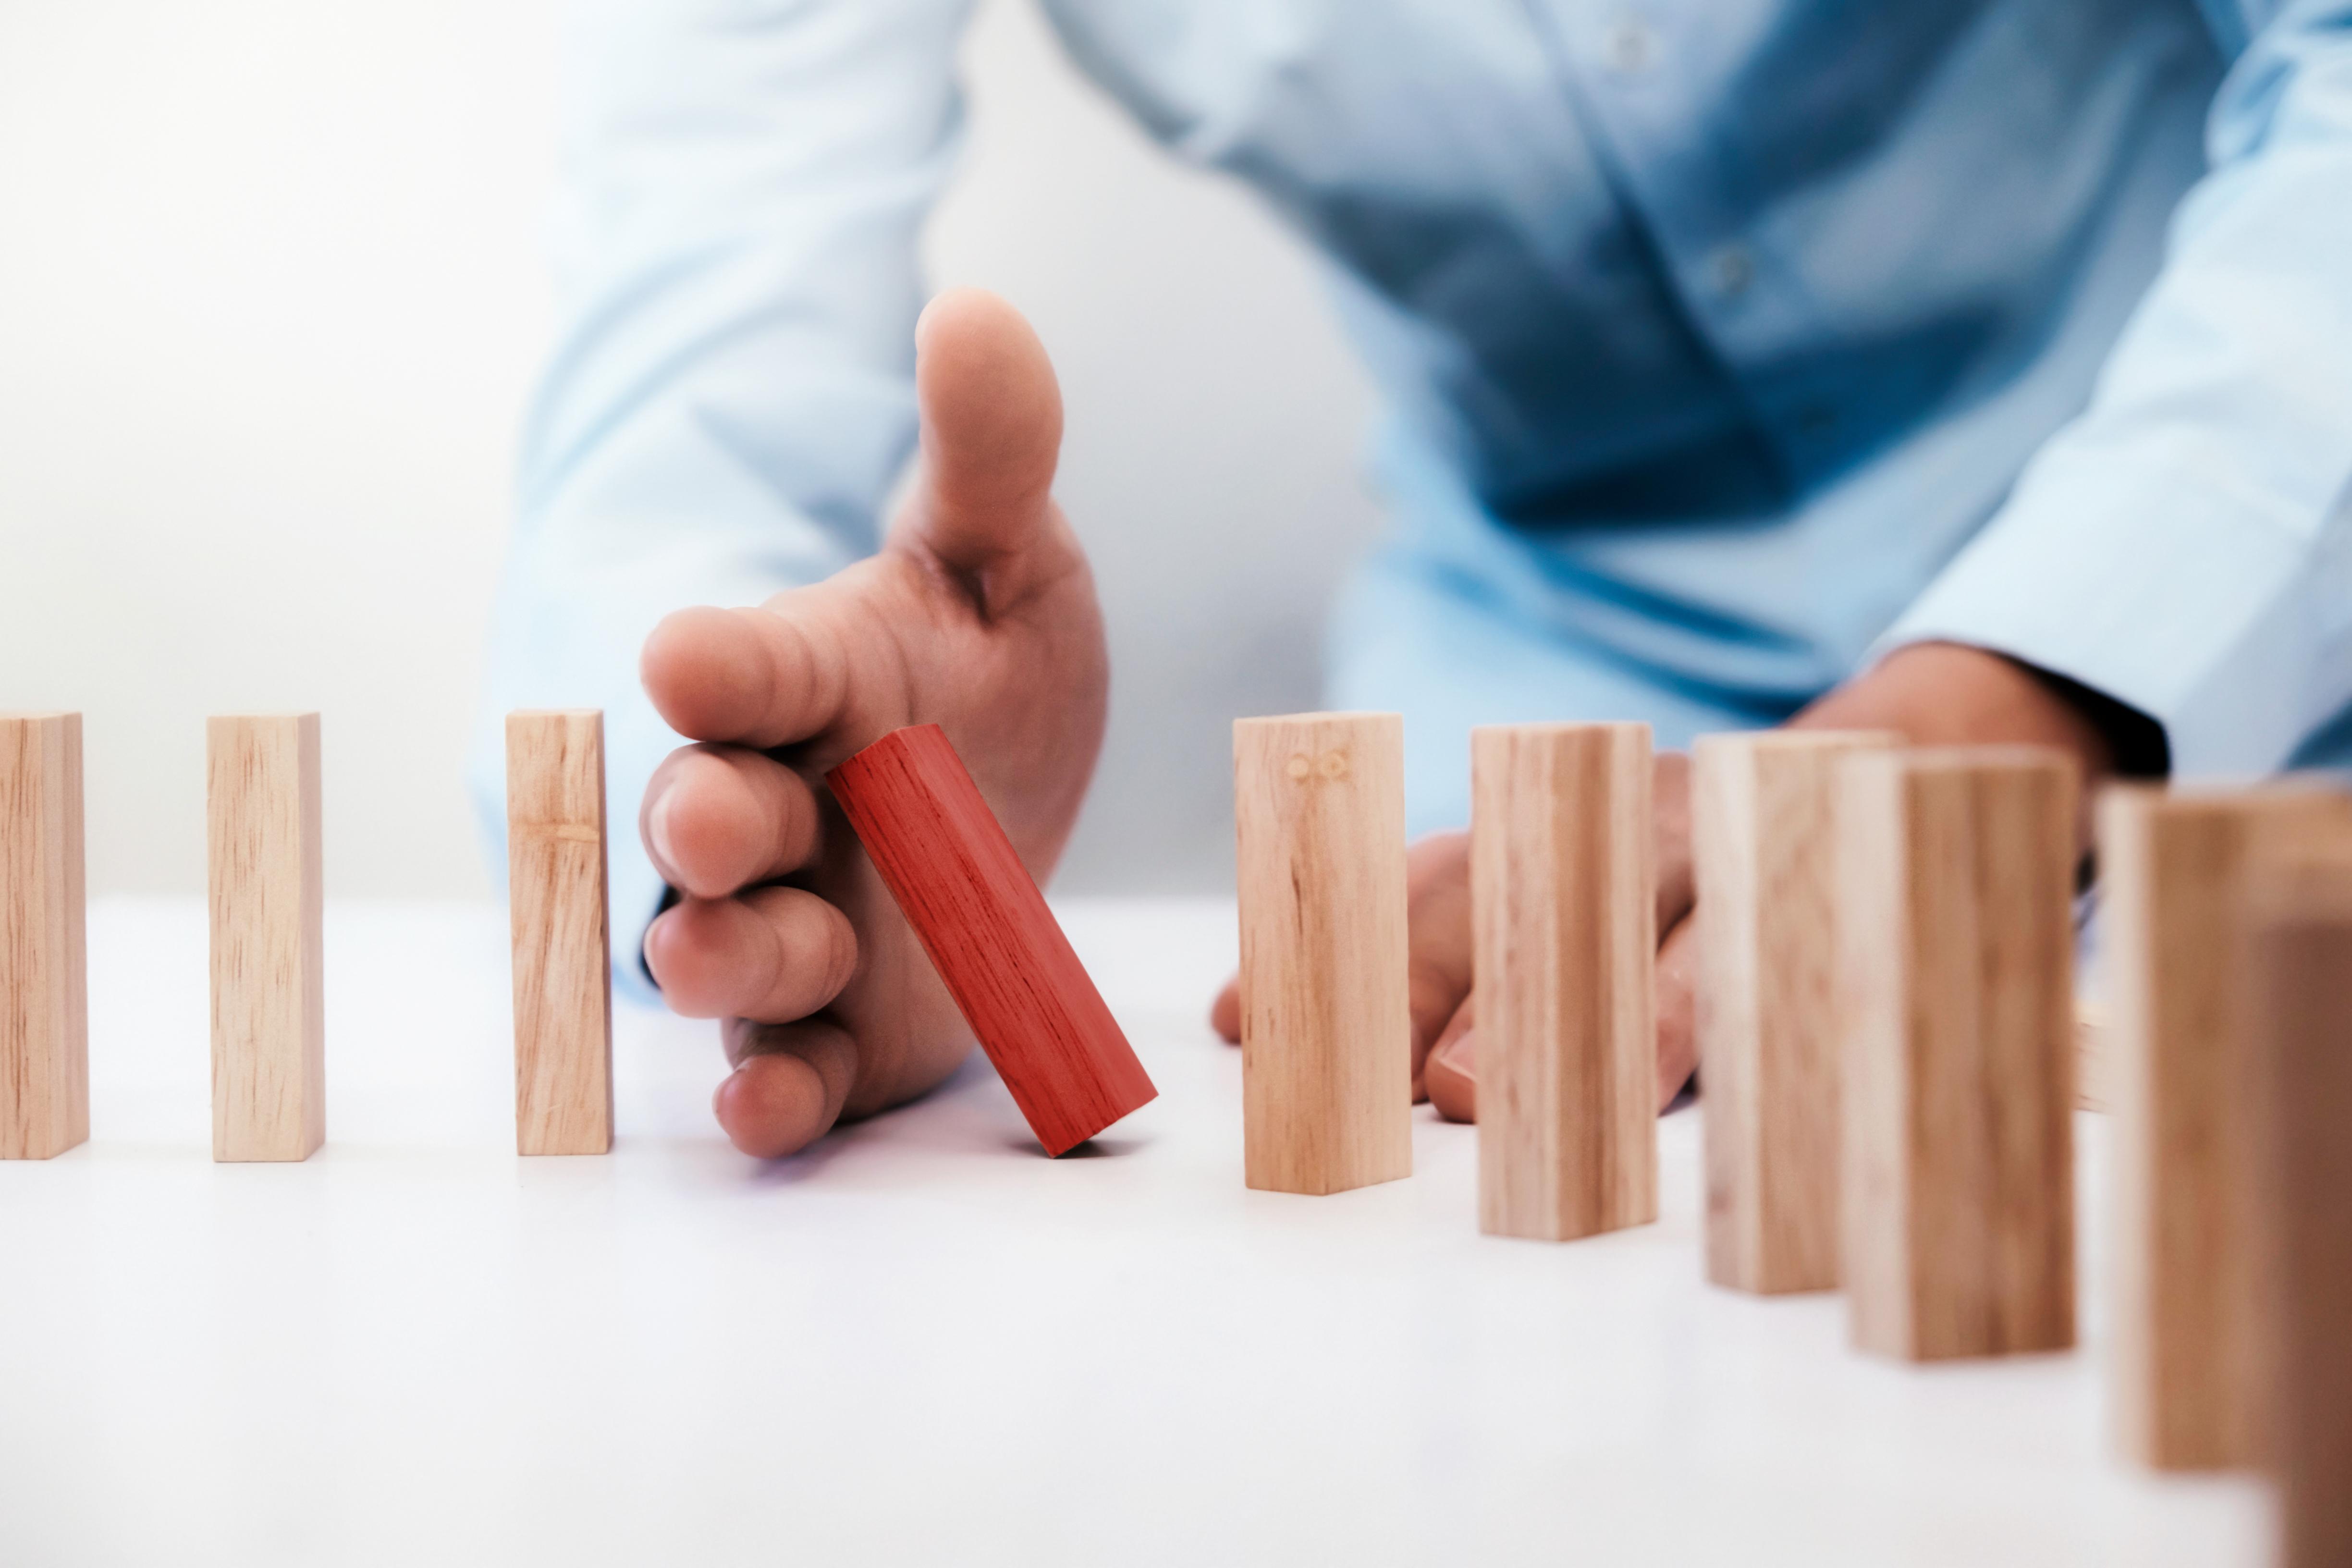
478 0 2352 982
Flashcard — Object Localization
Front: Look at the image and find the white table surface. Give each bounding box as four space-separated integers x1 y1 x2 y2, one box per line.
0 896 2271 1567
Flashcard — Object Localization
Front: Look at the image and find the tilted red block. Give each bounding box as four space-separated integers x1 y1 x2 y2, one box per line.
825 724 1156 1155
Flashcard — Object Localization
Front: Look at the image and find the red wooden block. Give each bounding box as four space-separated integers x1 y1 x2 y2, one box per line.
826 724 1157 1155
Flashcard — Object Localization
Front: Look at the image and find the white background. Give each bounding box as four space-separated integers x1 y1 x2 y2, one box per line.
0 0 1379 899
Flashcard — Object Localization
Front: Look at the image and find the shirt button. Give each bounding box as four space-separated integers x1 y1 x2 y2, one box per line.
1605 17 1656 73
1709 245 1755 298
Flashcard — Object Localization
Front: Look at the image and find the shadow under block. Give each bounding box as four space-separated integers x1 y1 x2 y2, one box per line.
827 724 1155 1157
2099 784 2352 1470
0 713 88 1160
1233 712 1412 1196
2244 849 2352 1568
1692 730 1898 1292
507 710 613 1156
208 714 325 1163
1472 723 1656 1240
1838 747 2078 1361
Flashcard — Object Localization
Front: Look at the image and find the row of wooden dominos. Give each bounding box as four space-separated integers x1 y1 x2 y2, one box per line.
2 710 1145 1164
1234 713 2348 1566
0 710 615 1161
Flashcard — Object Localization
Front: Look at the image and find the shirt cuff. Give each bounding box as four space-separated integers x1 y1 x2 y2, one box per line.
1868 447 2335 779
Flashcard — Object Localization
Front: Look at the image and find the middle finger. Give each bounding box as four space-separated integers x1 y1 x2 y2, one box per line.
642 743 824 899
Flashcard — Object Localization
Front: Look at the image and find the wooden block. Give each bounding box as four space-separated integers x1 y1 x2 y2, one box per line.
507 710 613 1156
827 724 1155 1156
1691 729 1898 1291
2100 784 2352 1469
2243 844 2352 1568
1838 746 2078 1360
1472 722 1656 1240
208 714 325 1163
1232 712 1412 1196
2073 997 2111 1112
1 713 88 1160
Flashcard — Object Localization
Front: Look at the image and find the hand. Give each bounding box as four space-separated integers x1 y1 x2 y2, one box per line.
1208 752 1703 1118
637 289 1109 1159
1208 642 2132 1120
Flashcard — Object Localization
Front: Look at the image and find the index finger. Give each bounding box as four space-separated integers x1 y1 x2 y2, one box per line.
639 596 852 748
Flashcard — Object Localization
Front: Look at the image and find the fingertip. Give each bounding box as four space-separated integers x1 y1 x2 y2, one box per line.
650 888 858 1023
1655 917 1702 1111
644 777 682 883
742 885 861 1013
714 1054 837 1160
645 746 827 902
1209 978 1241 1044
639 902 702 1014
914 288 1061 516
915 285 1034 362
641 606 771 742
655 752 759 899
641 896 756 1019
1425 1031 1476 1124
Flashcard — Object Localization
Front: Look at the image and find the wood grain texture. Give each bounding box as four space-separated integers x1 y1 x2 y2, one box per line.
2243 845 2352 1568
827 724 1155 1157
1692 730 1898 1292
1839 747 2077 1361
2073 998 2111 1113
1 713 88 1160
1233 712 1412 1196
1472 722 1655 1240
507 710 613 1156
2099 784 2352 1470
208 714 325 1163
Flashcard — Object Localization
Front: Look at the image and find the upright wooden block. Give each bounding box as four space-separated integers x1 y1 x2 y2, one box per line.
1838 747 2077 1360
828 724 1155 1156
1472 722 1656 1241
2100 784 2352 1470
507 710 613 1156
1 713 88 1160
208 714 324 1163
1233 712 1411 1196
1692 730 1898 1292
2243 844 2352 1568
2073 997 2112 1112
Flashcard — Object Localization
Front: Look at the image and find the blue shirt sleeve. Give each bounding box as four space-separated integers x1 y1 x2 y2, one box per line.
1874 0 2352 777
474 0 975 990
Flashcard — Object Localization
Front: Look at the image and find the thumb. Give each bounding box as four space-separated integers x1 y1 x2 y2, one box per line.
900 287 1072 606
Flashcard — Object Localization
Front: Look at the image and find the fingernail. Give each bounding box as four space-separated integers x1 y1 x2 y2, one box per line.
1439 1030 1475 1080
647 782 679 872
